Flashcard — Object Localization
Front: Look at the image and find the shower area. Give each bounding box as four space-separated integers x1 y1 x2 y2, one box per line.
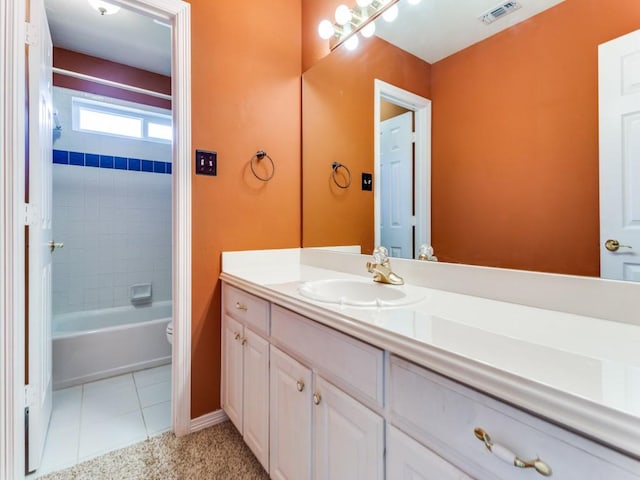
50 85 173 390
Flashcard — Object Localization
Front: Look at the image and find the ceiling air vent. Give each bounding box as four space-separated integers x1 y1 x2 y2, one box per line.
479 1 522 24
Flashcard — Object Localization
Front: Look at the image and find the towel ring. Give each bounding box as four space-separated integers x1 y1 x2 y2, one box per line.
251 150 275 182
331 162 351 189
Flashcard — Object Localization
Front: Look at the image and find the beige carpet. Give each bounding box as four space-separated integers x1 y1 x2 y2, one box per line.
39 421 269 480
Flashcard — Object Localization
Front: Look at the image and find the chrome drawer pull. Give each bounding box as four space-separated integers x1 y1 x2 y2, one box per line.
235 302 248 311
474 428 552 477
296 380 305 392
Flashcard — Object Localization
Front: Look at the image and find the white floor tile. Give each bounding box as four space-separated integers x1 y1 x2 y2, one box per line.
38 424 80 476
49 386 82 432
133 364 171 388
82 373 135 397
81 382 140 425
137 380 171 408
142 401 171 436
78 409 147 461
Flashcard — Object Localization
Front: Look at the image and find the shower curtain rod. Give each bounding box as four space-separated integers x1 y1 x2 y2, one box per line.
52 67 172 101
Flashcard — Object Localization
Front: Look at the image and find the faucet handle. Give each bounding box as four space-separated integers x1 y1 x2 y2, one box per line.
372 246 389 264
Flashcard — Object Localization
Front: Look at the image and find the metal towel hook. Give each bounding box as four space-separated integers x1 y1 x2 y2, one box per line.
250 150 275 181
331 161 351 189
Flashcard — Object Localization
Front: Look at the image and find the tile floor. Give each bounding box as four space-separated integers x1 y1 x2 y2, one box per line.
32 364 171 478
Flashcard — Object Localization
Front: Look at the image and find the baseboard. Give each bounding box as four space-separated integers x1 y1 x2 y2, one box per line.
190 409 228 432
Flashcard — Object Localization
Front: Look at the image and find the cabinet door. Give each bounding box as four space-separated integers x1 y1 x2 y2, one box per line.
387 426 473 480
313 376 383 480
221 314 244 431
270 346 312 480
243 328 269 471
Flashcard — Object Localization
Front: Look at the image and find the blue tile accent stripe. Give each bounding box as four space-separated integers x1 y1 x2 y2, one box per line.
52 149 172 175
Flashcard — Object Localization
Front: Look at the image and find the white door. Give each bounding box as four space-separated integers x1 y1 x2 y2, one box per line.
312 376 383 480
387 426 473 480
242 328 269 471
380 111 414 259
270 346 312 480
221 314 244 431
599 29 640 281
26 0 54 472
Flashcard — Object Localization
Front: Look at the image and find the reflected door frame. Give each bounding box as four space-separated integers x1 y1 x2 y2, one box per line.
374 79 431 259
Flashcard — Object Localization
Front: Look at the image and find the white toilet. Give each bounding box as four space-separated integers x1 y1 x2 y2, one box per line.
166 321 173 345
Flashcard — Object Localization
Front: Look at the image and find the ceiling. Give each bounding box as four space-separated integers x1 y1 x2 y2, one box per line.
43 0 565 79
44 0 171 76
375 0 565 64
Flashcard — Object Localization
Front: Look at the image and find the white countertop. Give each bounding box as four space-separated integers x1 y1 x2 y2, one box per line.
220 248 640 458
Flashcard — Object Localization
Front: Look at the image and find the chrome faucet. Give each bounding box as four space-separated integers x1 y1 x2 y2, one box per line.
366 246 404 285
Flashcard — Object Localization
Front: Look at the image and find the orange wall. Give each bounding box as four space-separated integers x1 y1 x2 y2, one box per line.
430 0 640 275
302 37 430 254
52 48 171 109
189 0 301 418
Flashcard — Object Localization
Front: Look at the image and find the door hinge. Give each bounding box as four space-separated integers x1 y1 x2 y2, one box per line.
24 203 39 226
24 385 35 407
24 22 39 46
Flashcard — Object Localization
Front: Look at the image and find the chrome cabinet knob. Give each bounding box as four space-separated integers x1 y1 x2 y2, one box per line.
296 380 305 392
312 392 321 405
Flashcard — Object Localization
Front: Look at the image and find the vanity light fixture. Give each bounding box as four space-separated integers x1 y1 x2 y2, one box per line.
317 0 400 51
88 0 121 15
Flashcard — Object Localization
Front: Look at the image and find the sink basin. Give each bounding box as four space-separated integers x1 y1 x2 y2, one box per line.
298 279 424 308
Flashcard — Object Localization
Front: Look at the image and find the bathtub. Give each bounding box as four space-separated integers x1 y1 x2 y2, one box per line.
52 301 172 389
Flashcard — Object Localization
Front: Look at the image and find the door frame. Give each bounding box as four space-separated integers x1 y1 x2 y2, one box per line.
1 0 192 477
374 79 431 258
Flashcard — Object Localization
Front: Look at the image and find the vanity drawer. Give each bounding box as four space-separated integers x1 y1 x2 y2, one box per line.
389 356 640 480
270 304 384 410
222 283 270 336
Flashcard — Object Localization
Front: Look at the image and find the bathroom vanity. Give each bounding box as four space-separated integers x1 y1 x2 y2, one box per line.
220 248 640 479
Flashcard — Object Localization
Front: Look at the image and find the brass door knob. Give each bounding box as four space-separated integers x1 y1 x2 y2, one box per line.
605 239 633 252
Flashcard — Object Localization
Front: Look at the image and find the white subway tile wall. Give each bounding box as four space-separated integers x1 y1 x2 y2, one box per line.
52 163 172 315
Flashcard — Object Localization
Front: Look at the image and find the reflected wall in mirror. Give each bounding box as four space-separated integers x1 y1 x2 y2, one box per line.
302 0 640 278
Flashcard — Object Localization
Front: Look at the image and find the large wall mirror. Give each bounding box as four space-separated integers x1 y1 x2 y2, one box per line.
302 0 640 281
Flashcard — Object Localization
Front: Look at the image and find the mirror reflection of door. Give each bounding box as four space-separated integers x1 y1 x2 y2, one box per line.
374 80 431 261
380 108 414 259
599 28 640 282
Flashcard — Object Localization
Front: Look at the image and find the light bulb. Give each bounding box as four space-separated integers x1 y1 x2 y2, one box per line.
356 0 373 6
334 4 352 26
344 34 359 51
382 4 399 22
318 19 335 39
361 21 376 38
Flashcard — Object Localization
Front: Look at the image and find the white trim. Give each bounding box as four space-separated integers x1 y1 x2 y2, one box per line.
190 409 229 433
1 1 191 477
115 0 192 439
374 79 431 258
1 2 27 479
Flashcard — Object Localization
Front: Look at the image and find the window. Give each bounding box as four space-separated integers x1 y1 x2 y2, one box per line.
72 97 172 143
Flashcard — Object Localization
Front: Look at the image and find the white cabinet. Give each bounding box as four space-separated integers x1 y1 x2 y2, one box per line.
270 345 312 480
221 314 244 431
387 426 472 480
269 343 384 480
221 283 270 471
313 376 384 480
241 328 269 469
221 314 269 470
